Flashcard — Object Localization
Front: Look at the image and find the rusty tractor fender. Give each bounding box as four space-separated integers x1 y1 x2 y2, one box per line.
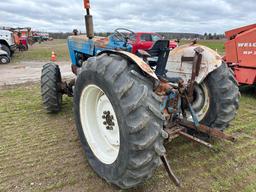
166 44 223 84
97 50 159 80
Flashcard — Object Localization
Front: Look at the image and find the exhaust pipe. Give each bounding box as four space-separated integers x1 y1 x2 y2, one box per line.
84 0 94 39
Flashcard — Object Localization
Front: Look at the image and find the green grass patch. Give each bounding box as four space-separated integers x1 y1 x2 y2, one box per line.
12 39 70 62
0 84 255 192
181 39 226 55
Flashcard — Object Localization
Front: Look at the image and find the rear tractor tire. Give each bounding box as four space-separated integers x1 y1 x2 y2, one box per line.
189 62 239 130
41 63 62 113
74 54 167 189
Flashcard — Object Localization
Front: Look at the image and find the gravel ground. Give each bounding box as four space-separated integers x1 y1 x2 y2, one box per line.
0 61 74 87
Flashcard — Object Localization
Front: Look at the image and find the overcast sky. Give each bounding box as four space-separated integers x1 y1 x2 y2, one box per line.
0 0 255 34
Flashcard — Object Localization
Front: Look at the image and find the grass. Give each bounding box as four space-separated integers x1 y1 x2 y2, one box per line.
0 84 255 192
12 39 70 63
181 40 226 55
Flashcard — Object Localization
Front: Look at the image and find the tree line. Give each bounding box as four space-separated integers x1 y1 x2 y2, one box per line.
203 33 225 40
49 32 225 40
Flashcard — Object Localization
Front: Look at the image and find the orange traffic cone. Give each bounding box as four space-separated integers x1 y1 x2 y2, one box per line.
51 51 56 62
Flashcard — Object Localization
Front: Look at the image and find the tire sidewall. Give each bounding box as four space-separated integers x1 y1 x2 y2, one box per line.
55 66 62 106
0 44 11 56
200 77 218 127
74 69 129 181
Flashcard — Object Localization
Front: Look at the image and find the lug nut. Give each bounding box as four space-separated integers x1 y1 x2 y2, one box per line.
103 121 107 125
106 126 113 130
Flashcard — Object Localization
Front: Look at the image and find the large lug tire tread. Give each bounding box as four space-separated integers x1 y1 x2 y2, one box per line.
74 54 166 189
201 62 239 130
41 63 62 113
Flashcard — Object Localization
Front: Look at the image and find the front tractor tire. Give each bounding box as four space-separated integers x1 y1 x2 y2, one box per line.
74 54 166 189
41 63 62 113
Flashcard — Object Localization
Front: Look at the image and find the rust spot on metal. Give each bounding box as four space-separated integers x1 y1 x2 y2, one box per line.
178 119 236 142
94 37 110 48
154 80 172 96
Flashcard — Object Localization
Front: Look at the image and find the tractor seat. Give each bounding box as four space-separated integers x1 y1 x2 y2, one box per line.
146 40 170 57
147 40 170 77
137 40 179 82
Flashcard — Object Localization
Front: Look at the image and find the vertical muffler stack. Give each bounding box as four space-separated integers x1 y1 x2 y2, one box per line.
84 0 94 39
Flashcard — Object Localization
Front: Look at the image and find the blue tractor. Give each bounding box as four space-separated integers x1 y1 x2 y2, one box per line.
67 28 135 74
41 0 239 189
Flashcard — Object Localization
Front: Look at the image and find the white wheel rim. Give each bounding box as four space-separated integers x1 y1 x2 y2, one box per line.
79 84 120 164
187 82 210 121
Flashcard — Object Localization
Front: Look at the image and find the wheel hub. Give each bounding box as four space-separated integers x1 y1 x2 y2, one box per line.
1 57 7 64
102 111 115 130
187 82 210 121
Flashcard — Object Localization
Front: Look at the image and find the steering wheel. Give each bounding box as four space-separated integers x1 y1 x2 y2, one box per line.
113 28 136 42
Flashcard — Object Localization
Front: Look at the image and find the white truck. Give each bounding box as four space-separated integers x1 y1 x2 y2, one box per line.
0 29 16 56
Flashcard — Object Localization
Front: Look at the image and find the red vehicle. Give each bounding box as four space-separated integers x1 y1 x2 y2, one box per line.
13 28 32 51
130 32 178 54
224 24 256 85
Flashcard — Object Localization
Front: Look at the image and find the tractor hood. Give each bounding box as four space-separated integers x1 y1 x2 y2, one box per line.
68 35 132 54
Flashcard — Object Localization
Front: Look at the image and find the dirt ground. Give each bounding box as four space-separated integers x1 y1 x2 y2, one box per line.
0 61 74 86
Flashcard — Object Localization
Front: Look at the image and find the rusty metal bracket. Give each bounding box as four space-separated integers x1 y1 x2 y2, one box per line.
178 119 236 142
177 131 214 149
164 127 184 141
187 47 204 98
